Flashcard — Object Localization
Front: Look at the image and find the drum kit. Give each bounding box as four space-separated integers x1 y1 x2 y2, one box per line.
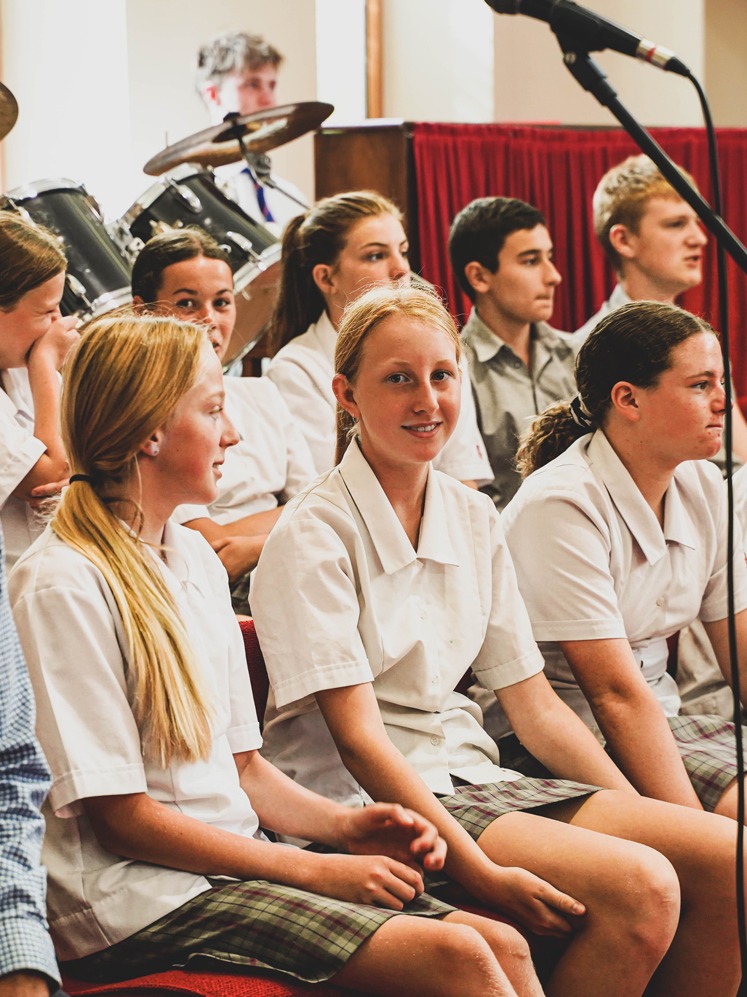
0 84 333 369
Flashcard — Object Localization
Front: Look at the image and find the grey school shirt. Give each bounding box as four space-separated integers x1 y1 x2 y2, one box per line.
461 308 582 511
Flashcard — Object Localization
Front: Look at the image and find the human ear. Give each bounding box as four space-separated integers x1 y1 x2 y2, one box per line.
608 224 637 260
139 430 163 458
332 373 360 421
610 381 640 422
312 263 335 297
463 261 492 295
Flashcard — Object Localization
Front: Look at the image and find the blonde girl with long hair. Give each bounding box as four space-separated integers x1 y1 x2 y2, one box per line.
9 311 545 997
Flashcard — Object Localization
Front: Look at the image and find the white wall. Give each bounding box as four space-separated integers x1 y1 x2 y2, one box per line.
491 0 706 126
0 0 318 221
381 0 494 122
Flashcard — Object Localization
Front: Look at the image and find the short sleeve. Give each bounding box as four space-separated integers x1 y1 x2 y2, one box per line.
266 356 336 475
0 394 45 507
10 553 148 817
251 508 374 708
505 487 628 642
471 507 545 690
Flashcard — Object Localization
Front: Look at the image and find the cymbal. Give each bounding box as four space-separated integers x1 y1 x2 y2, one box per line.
0 83 18 141
144 100 334 176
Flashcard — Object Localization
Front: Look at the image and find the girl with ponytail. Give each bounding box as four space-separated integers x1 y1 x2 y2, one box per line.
266 190 492 486
9 311 548 997
503 299 747 823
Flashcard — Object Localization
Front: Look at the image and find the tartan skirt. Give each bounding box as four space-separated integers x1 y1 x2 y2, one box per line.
498 714 741 813
440 777 599 839
63 878 456 986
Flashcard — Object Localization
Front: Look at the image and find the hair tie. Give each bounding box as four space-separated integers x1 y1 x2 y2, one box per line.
69 473 96 485
569 395 594 432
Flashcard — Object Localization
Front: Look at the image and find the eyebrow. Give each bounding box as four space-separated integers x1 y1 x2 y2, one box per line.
170 286 233 296
358 239 409 250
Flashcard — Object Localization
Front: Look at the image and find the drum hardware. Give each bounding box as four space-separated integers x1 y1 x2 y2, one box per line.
0 178 132 321
118 165 282 370
0 82 18 141
143 101 334 176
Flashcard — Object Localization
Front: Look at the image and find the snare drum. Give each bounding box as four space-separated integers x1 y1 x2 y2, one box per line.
0 179 132 320
119 165 281 367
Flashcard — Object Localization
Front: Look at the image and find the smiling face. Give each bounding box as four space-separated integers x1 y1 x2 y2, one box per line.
150 256 236 362
333 314 461 479
0 271 65 368
613 195 707 301
469 225 561 334
150 340 239 511
316 213 411 327
630 331 725 468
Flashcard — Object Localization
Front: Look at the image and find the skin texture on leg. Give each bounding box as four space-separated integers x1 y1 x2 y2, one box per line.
330 912 533 997
532 789 743 997
714 777 741 821
476 807 680 997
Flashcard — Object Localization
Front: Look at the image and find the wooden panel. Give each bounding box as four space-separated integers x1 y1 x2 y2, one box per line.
313 122 420 270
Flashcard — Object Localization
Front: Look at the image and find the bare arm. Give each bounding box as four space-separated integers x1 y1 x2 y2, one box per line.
184 509 282 581
12 316 79 500
559 637 703 809
702 608 747 711
315 682 586 935
496 672 636 792
81 752 434 910
0 974 50 997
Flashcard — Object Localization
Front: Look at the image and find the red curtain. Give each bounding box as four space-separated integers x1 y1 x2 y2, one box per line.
412 123 747 395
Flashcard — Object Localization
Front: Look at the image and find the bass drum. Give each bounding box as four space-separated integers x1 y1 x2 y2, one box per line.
119 164 281 369
0 178 132 320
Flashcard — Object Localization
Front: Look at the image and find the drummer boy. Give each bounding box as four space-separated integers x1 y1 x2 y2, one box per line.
195 30 306 230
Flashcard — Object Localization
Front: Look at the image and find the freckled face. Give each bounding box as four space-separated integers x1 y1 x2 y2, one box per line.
634 332 726 467
336 315 461 476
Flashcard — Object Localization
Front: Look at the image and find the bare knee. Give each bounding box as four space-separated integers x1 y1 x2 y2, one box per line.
436 923 520 996
605 846 680 961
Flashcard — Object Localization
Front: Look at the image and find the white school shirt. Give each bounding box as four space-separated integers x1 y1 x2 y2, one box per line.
217 163 307 234
251 439 543 802
266 311 494 483
0 369 47 571
9 522 263 959
173 376 316 526
501 430 747 731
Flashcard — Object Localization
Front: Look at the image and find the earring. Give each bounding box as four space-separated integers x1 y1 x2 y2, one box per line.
144 442 159 457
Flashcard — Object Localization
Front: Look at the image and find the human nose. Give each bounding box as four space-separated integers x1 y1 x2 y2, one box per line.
390 252 410 282
257 85 275 109
413 379 438 413
688 222 707 246
221 412 240 449
545 260 562 286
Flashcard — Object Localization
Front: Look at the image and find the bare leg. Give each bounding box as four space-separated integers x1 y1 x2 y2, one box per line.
544 789 743 997
477 811 680 997
446 910 545 997
332 913 535 997
713 776 745 821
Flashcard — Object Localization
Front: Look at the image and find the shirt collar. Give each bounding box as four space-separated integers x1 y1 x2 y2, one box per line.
586 432 698 562
338 440 459 573
463 309 571 366
313 310 338 363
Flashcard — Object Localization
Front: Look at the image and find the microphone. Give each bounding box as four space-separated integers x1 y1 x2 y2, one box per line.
484 0 691 77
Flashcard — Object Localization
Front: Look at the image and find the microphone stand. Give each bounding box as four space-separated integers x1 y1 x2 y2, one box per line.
557 37 747 988
557 42 747 274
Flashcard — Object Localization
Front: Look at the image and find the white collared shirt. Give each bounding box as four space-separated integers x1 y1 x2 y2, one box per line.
10 522 262 959
252 440 543 800
0 369 47 571
502 430 747 726
266 312 494 484
173 375 316 525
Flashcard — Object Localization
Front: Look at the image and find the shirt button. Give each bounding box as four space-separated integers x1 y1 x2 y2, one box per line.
430 736 441 746
656 598 665 607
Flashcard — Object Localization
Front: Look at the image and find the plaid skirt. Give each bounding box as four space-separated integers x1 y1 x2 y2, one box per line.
440 777 599 839
498 714 741 813
63 878 455 986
